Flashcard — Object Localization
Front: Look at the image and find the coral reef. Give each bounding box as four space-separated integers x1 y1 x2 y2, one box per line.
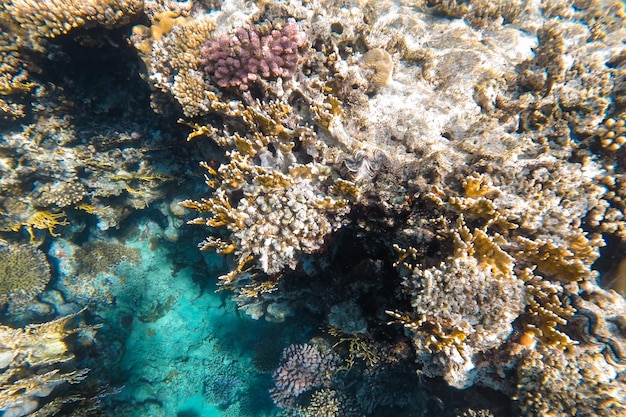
270 342 338 410
390 223 525 388
0 0 144 121
0 115 174 234
0 309 101 417
169 0 626 414
0 0 625 415
1 0 143 51
515 341 625 416
0 242 51 309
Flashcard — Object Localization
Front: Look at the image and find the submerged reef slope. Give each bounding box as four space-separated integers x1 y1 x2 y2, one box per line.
0 0 188 234
0 0 625 416
155 0 626 415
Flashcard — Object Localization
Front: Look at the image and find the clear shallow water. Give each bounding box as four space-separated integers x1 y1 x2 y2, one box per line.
50 216 289 417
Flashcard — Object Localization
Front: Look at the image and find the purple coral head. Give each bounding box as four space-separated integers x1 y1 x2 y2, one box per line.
269 343 337 409
200 19 307 91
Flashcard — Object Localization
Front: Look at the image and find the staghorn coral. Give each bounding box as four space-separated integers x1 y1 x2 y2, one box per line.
0 309 101 417
0 242 51 309
200 19 307 91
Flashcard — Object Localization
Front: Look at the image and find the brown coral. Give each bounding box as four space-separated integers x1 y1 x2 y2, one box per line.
362 48 393 87
0 242 50 308
514 343 625 417
2 0 143 51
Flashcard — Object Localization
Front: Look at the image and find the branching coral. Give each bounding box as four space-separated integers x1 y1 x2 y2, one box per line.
0 115 173 233
182 154 355 280
0 309 100 416
134 12 216 117
390 221 525 388
138 0 626 413
514 342 625 416
1 0 143 51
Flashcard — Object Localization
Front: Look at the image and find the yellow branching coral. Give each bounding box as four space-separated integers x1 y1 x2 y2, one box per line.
513 233 603 283
183 188 247 232
519 268 576 348
390 220 524 388
0 309 100 416
10 210 68 241
0 32 34 120
333 335 380 369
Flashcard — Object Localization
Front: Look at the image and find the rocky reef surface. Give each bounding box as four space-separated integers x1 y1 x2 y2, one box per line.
0 0 625 416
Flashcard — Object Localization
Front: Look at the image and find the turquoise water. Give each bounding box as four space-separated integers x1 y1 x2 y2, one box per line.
49 215 288 416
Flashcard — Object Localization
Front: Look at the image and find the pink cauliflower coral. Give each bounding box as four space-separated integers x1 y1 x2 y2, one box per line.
200 19 307 91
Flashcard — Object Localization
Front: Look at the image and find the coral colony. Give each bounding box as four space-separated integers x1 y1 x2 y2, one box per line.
0 1 625 417
200 19 307 90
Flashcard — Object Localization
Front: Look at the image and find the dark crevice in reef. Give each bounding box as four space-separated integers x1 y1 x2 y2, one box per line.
274 223 516 416
40 26 156 123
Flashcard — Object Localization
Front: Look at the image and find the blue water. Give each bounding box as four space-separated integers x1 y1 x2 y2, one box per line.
49 215 286 417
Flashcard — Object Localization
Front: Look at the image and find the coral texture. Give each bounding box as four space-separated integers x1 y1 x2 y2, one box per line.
0 243 50 308
1 0 143 51
172 0 626 413
0 0 624 415
270 343 338 409
200 19 306 91
0 310 100 416
394 224 525 388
